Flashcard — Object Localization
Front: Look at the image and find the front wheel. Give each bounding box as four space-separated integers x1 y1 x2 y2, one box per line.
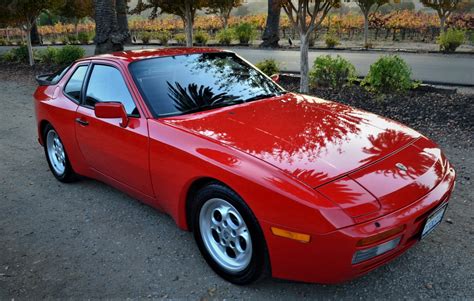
192 184 269 285
43 124 77 182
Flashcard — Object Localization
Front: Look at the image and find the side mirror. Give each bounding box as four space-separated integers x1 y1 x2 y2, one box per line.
94 102 129 128
270 73 280 83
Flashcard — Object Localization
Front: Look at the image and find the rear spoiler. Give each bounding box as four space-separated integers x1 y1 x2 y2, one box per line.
35 74 55 86
35 64 71 86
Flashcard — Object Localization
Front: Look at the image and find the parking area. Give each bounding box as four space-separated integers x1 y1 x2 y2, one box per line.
0 74 473 299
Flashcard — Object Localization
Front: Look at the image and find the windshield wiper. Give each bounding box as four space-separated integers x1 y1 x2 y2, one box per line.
243 91 286 102
178 100 244 114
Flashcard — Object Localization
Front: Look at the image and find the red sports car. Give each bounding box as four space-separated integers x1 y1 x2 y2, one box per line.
34 48 455 285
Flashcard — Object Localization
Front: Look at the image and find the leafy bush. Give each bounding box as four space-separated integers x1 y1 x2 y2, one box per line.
174 33 186 45
139 31 153 44
324 31 340 49
0 38 6 46
67 34 78 44
50 36 58 45
255 59 280 76
233 23 256 44
309 55 356 89
7 45 29 63
194 31 209 45
78 31 91 44
155 30 171 46
216 28 234 45
1 50 16 62
60 35 69 45
54 45 85 66
36 47 59 64
437 29 465 53
362 55 413 93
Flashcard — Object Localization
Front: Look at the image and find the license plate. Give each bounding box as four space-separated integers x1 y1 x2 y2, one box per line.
421 203 448 239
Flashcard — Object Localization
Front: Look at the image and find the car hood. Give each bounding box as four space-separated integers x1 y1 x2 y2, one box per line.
162 93 422 188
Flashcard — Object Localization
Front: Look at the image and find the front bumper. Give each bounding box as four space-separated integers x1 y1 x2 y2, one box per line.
261 166 455 284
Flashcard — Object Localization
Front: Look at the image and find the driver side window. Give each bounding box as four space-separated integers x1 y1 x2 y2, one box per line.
85 65 138 116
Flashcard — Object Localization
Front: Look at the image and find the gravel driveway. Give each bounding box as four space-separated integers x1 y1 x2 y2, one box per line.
0 70 473 299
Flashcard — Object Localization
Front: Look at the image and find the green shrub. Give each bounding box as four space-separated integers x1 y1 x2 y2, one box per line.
0 45 30 63
216 28 234 45
78 31 91 44
255 59 280 76
324 31 340 49
194 31 209 45
437 29 465 53
174 33 186 45
233 22 256 44
60 35 69 45
0 38 6 46
9 45 29 63
139 31 153 44
362 55 413 93
155 30 171 46
309 55 356 89
54 45 85 66
1 50 16 62
36 47 59 64
67 34 78 44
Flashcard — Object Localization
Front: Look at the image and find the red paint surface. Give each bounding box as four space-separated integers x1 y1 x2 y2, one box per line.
34 48 456 283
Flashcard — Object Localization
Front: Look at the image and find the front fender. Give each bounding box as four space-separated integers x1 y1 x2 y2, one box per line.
147 119 353 235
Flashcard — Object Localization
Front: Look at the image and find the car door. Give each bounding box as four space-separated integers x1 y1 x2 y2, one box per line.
74 61 154 197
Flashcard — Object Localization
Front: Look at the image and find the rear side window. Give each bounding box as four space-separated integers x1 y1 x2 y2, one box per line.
64 65 88 102
85 65 137 115
46 65 71 83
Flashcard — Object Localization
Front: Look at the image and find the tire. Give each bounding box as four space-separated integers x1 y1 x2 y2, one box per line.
43 124 77 183
192 183 269 285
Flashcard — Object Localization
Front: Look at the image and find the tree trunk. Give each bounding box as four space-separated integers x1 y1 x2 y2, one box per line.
30 22 41 46
299 32 310 93
74 18 79 38
116 0 131 44
260 0 281 48
363 12 369 48
223 16 228 29
185 0 193 47
94 0 126 54
25 22 34 66
439 15 446 33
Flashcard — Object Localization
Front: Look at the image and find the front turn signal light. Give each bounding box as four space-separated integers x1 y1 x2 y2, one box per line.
271 227 311 243
356 225 405 247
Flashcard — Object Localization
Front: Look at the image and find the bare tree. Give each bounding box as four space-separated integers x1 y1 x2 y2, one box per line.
261 0 282 48
421 0 462 33
353 0 389 48
131 0 209 47
279 0 341 93
207 0 242 29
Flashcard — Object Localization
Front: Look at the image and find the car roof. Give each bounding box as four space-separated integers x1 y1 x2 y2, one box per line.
80 47 228 64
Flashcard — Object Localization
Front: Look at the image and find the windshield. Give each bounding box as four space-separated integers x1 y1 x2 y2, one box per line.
129 52 285 117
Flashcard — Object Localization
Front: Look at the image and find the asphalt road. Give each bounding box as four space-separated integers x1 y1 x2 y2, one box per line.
0 71 473 299
1 45 474 86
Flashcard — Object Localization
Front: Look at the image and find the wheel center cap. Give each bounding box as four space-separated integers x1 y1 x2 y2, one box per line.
223 230 230 239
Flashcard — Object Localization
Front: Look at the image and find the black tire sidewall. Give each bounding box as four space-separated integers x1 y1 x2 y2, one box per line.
43 124 76 183
192 183 269 285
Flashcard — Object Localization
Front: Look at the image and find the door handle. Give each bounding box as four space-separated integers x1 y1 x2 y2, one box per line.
75 118 89 126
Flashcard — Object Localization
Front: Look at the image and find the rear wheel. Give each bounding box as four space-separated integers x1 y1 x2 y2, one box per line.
43 124 77 182
192 183 269 285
